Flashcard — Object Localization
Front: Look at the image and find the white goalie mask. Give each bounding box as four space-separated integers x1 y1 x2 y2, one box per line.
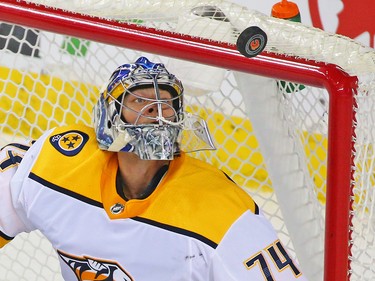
93 56 215 160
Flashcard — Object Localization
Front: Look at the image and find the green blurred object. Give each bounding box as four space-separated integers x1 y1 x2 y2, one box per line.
61 37 90 57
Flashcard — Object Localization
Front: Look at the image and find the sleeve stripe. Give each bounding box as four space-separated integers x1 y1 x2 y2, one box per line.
0 230 14 241
1 142 33 152
254 202 259 215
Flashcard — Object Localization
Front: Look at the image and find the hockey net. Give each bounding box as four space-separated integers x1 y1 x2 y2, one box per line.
1 0 375 280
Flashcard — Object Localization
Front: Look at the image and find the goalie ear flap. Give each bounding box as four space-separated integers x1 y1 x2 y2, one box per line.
236 26 267 58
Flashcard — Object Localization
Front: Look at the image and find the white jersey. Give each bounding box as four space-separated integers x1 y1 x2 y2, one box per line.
0 124 308 281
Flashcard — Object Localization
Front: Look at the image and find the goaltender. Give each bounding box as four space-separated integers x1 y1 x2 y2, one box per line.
0 56 307 280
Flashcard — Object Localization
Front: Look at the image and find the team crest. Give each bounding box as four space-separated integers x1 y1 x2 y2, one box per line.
58 250 134 281
50 130 89 156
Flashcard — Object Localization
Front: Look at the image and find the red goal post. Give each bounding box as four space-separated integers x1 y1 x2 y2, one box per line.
0 0 373 280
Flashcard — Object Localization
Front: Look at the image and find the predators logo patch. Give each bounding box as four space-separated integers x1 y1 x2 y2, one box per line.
50 130 89 156
58 250 134 281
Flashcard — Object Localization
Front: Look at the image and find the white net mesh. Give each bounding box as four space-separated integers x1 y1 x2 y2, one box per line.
1 0 375 280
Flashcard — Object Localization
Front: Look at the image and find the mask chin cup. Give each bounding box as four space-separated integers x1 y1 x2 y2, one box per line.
105 113 216 160
108 125 180 160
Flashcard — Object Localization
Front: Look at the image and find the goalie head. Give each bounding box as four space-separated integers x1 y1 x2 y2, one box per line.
93 56 215 160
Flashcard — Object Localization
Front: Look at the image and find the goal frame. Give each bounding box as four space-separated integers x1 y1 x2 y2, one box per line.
0 0 357 280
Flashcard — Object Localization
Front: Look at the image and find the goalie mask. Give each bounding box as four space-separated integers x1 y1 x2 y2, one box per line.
93 56 215 160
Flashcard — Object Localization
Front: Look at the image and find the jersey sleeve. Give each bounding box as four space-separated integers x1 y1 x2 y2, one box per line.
209 210 308 281
0 134 51 248
0 141 34 247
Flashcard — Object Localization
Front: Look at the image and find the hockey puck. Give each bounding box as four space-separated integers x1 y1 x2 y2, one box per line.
236 26 267 58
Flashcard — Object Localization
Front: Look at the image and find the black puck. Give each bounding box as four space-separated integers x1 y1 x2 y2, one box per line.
236 26 267 58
